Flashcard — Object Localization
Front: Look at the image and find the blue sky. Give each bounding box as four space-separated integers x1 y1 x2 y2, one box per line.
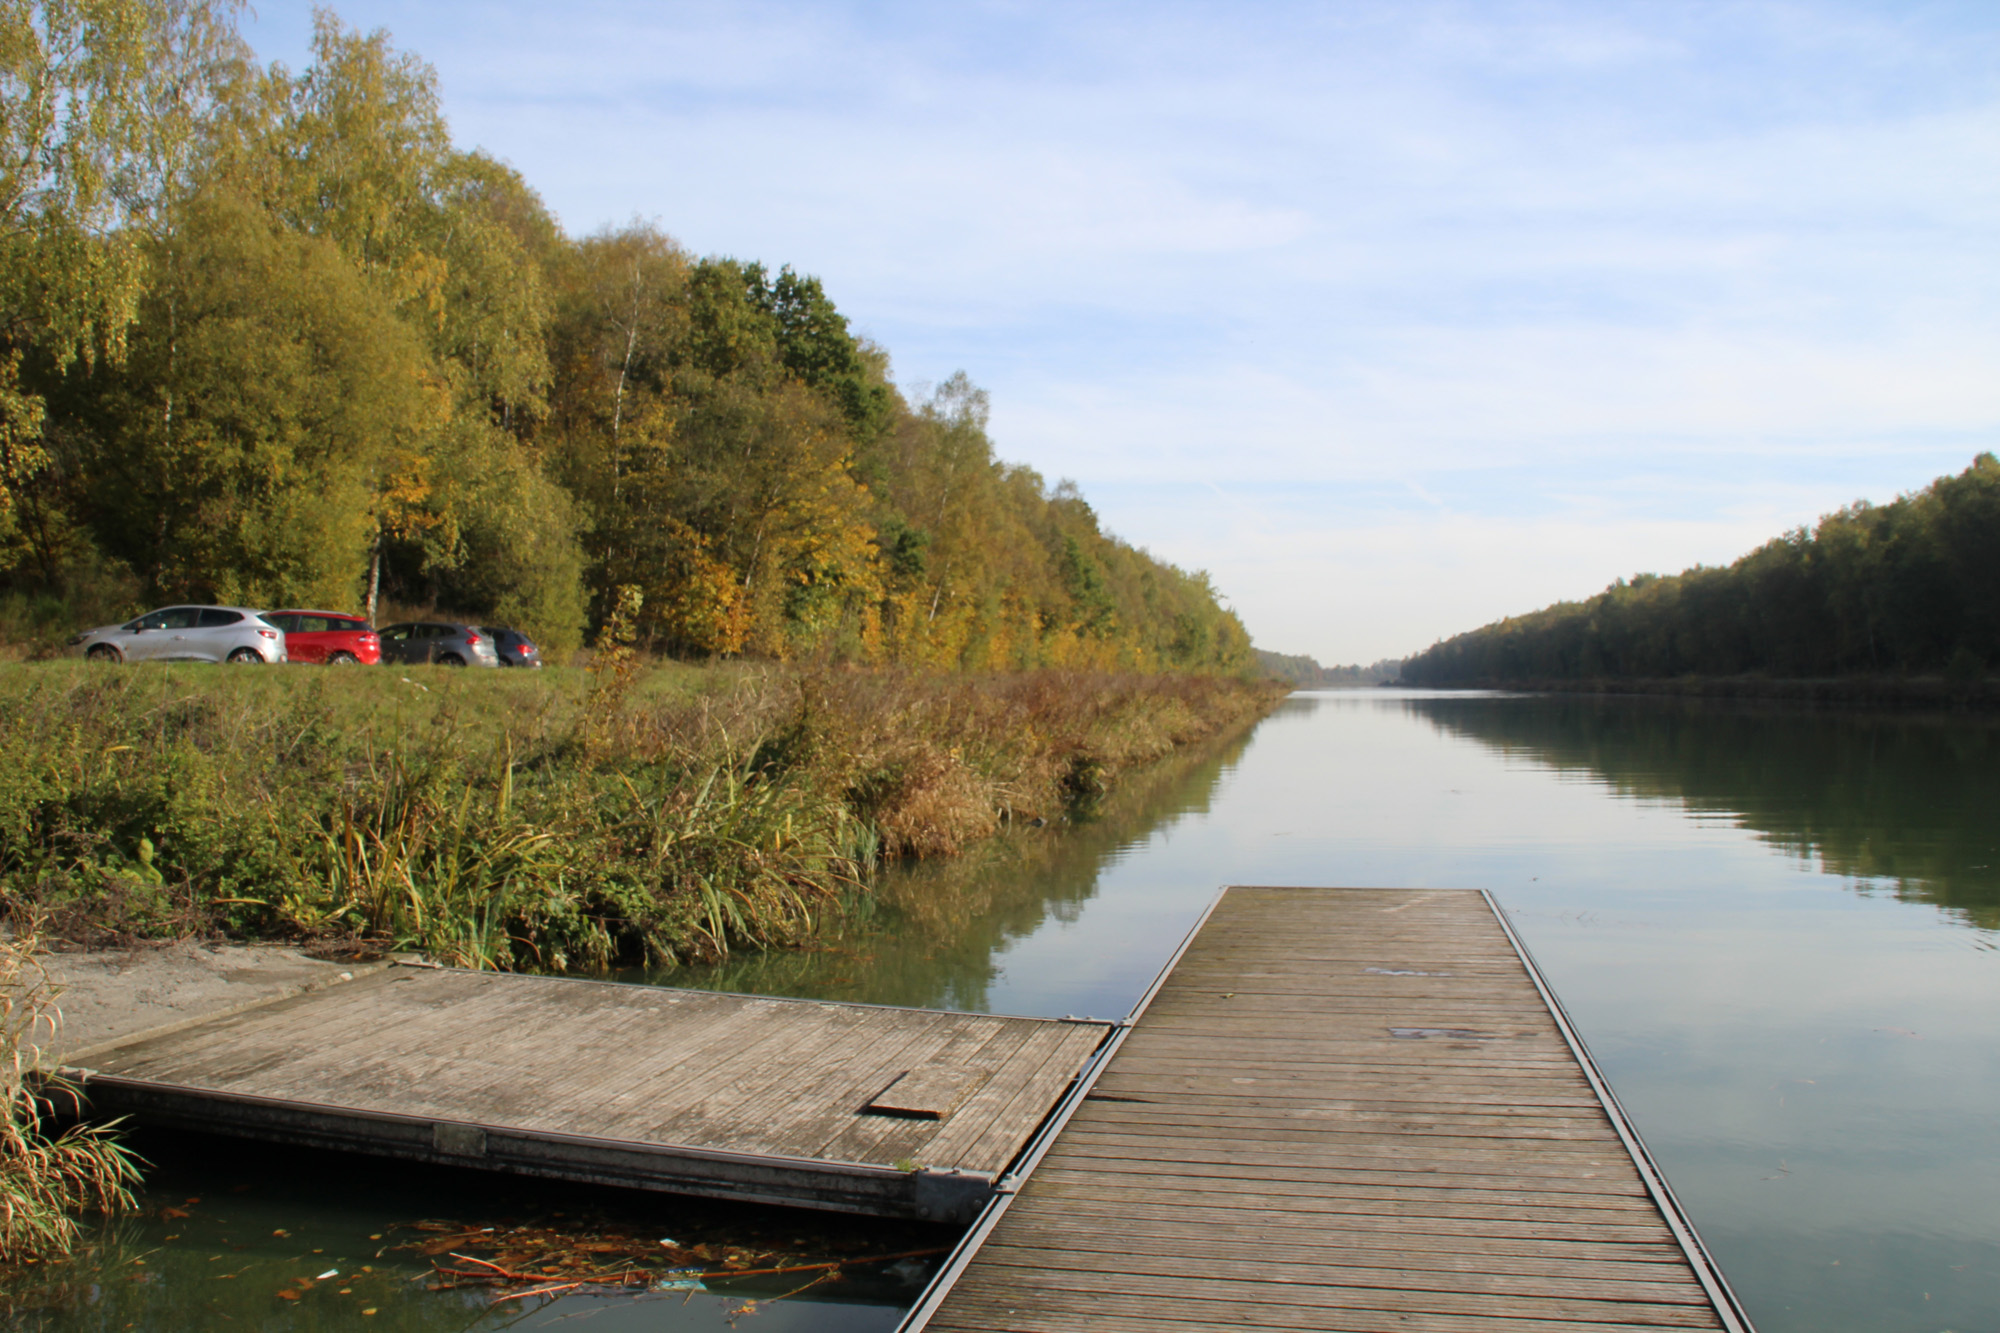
247 2 2000 664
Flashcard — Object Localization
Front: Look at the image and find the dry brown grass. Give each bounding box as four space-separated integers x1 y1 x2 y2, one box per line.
0 660 1278 967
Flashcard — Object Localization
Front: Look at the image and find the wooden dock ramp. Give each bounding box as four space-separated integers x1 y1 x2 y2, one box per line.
63 969 1110 1223
902 886 1753 1332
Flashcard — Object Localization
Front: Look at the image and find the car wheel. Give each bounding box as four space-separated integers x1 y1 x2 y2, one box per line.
328 651 358 665
227 647 264 664
439 652 466 667
86 644 122 663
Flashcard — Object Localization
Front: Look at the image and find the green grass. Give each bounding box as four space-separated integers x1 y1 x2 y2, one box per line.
0 659 1279 968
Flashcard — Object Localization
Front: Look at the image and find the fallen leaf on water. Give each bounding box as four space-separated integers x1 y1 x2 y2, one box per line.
272 1229 290 1238
161 1207 190 1220
361 1309 377 1317
277 1291 300 1302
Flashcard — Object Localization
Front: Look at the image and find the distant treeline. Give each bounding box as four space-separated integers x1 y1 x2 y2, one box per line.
1255 649 1404 688
0 5 1249 672
1404 455 2000 686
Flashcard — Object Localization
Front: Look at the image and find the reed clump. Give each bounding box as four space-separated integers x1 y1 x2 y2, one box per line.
0 927 141 1263
0 662 1278 967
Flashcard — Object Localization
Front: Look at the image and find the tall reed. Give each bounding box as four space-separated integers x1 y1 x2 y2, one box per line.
0 662 1278 968
0 927 140 1262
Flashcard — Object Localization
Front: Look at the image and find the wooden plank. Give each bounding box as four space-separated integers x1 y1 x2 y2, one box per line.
993 1209 1695 1267
906 887 1749 1332
962 1243 1715 1305
870 1065 994 1119
920 1024 1109 1169
71 968 1109 1220
944 1261 1723 1327
931 1290 1716 1333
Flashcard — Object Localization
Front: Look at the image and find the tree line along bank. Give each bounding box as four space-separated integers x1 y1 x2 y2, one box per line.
1402 455 2000 689
0 4 1250 677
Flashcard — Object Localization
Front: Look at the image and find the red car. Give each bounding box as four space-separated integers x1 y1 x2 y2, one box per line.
265 611 381 664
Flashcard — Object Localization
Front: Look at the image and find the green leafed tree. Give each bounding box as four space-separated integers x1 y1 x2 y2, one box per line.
0 0 245 546
67 188 442 608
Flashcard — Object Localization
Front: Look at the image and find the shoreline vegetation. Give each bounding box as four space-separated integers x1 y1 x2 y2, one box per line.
0 7 1253 682
0 929 141 1264
1402 455 2000 697
1253 648 1404 689
0 661 1281 970
0 0 1268 1258
0 656 1275 1265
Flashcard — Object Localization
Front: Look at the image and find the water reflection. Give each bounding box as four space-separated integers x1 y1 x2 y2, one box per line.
656 709 1267 1009
1405 693 2000 929
20 690 2000 1333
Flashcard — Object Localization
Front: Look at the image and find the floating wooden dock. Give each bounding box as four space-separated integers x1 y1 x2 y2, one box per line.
63 968 1110 1223
902 886 1753 1332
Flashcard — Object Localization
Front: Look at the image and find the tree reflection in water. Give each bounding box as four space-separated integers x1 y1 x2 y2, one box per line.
1406 693 2000 930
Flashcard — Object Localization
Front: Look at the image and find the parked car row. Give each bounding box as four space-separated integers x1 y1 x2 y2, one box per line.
67 606 542 667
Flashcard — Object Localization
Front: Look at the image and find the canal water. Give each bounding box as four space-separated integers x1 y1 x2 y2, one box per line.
14 689 2000 1332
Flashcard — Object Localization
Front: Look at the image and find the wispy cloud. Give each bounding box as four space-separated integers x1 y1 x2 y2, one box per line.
247 0 2000 661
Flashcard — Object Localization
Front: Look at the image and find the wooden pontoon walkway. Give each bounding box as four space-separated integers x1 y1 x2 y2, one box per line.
903 886 1752 1332
62 968 1110 1223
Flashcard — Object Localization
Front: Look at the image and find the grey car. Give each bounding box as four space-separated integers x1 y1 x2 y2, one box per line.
68 605 288 663
376 621 500 667
478 626 543 668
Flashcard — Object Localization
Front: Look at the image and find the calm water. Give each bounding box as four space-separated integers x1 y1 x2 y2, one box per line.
16 689 2000 1332
677 689 2000 1333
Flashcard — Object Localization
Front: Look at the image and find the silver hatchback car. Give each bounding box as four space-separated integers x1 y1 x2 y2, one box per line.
68 605 288 664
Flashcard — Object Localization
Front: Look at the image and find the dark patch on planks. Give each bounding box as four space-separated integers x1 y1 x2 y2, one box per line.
901 886 1752 1332
64 968 1109 1222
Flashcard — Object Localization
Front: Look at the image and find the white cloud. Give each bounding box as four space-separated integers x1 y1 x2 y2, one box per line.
244 0 2000 662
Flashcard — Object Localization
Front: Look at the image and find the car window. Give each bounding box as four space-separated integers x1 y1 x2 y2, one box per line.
198 609 243 628
140 607 199 630
292 615 329 633
332 618 367 632
422 624 452 639
262 614 296 633
379 624 411 642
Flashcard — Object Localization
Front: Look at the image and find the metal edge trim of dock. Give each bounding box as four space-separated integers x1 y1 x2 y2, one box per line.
895 887 1230 1332
1481 889 1755 1333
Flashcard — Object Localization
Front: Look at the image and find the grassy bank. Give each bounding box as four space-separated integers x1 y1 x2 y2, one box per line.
0 662 1279 969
